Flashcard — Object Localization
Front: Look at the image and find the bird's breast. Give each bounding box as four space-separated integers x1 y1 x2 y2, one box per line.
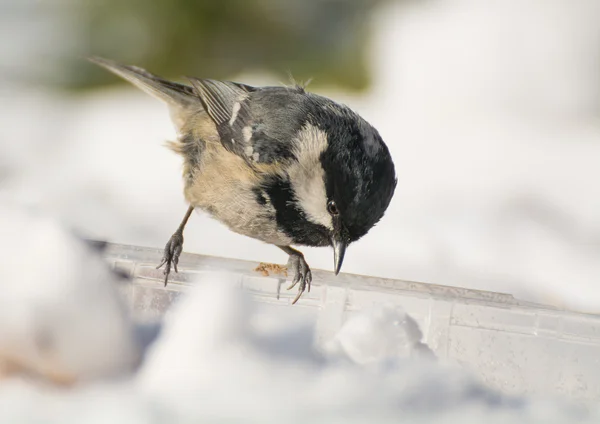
183 141 293 246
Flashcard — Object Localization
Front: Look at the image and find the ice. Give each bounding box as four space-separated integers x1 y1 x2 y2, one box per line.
326 303 436 364
104 241 600 404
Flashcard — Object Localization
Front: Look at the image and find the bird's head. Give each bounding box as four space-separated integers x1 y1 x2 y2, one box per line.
263 97 397 275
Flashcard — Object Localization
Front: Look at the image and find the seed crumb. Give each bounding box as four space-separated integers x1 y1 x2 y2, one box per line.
254 262 288 277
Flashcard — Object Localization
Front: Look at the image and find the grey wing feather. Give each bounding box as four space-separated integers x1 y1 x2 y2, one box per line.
188 77 257 157
187 78 249 125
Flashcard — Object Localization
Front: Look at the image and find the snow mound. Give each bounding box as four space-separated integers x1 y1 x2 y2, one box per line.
325 303 435 364
0 204 141 383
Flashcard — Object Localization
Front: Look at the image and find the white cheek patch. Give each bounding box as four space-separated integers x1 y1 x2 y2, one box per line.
291 170 332 230
288 124 333 231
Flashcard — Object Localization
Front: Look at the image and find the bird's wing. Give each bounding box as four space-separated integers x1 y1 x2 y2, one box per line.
189 78 302 164
90 57 304 164
188 77 258 160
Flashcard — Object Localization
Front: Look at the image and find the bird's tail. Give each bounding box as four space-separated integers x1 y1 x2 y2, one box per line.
88 56 199 109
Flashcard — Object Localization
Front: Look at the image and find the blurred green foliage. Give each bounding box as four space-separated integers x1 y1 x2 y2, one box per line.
64 0 388 92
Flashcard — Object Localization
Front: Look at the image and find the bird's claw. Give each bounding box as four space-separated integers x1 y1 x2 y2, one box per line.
156 231 184 286
286 252 312 304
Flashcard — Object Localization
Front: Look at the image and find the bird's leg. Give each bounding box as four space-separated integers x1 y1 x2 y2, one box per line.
156 205 194 286
277 245 312 305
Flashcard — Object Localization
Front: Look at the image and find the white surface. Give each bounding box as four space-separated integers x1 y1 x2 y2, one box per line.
103 241 600 404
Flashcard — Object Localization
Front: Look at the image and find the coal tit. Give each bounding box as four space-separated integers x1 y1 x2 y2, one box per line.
90 57 397 304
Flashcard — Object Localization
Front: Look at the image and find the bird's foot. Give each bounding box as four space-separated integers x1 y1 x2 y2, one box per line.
156 231 184 286
286 251 312 305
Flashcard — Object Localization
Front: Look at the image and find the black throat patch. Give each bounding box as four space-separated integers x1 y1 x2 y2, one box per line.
262 175 331 247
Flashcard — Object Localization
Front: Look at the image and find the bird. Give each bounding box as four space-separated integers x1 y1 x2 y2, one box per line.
89 57 397 304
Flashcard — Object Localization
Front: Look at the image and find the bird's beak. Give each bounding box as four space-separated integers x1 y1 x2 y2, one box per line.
332 238 347 275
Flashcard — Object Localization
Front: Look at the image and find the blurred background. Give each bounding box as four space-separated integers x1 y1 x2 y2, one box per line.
1 0 599 311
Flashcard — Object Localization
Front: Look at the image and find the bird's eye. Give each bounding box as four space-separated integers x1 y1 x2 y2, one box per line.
327 200 339 216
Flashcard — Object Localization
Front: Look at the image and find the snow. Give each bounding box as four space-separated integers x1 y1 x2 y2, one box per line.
0 205 140 383
1 0 600 420
324 303 435 364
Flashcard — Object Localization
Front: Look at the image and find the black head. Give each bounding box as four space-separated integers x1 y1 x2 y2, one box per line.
314 101 396 271
262 94 396 275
